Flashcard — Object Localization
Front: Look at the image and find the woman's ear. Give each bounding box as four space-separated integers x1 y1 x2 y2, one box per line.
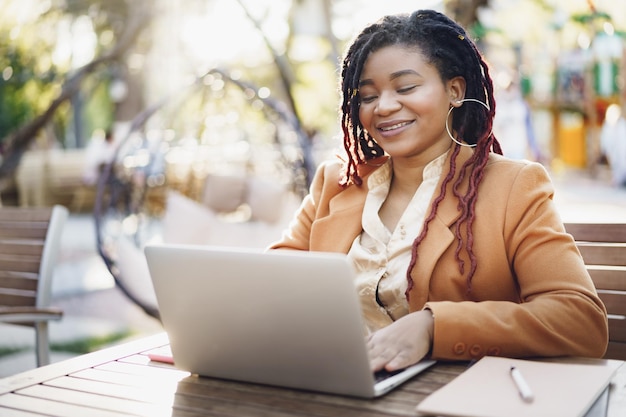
448 76 466 106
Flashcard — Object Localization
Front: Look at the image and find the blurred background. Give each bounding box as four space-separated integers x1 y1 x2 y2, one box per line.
2 0 626 207
1 0 626 375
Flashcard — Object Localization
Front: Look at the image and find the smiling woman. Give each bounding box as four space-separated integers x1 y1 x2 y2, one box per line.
270 9 609 374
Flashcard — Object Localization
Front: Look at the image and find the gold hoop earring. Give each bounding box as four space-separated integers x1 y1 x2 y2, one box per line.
445 98 490 148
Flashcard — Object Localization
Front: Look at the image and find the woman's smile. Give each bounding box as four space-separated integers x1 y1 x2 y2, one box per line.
377 120 415 137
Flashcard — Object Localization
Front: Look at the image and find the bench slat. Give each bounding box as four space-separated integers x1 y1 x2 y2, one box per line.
588 268 626 292
565 223 626 243
605 341 626 361
0 256 42 274
565 223 626 361
0 291 37 308
598 291 626 317
608 316 626 343
0 207 53 311
577 244 626 267
0 275 38 292
0 208 55 222
0 241 45 256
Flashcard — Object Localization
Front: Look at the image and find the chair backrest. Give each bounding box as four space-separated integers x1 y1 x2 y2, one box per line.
564 223 626 360
0 205 69 312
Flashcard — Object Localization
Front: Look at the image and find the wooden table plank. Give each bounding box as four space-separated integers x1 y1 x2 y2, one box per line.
95 360 190 379
120 353 169 366
166 366 460 417
0 392 128 417
1 333 625 417
71 367 183 390
0 406 46 417
17 384 166 417
45 375 176 404
0 333 170 395
173 378 409 417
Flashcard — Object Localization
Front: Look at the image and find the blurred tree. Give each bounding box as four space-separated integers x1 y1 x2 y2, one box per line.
445 0 489 30
0 9 62 148
0 0 493 193
0 1 151 188
0 46 46 146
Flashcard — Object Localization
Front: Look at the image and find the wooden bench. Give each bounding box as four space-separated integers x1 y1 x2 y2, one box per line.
564 223 626 360
0 205 69 366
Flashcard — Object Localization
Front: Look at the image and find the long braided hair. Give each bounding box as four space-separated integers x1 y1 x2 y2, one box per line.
339 9 503 294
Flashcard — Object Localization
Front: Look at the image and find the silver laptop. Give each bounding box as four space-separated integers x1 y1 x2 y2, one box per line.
144 244 436 398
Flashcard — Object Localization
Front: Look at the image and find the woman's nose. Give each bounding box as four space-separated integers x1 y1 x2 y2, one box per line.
375 91 401 115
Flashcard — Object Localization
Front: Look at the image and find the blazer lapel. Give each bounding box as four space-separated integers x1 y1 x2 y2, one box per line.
310 186 366 253
310 157 388 253
408 147 473 309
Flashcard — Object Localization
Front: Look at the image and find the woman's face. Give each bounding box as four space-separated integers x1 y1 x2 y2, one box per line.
358 45 464 163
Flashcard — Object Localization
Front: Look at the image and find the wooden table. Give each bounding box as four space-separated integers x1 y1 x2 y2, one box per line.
1 332 625 417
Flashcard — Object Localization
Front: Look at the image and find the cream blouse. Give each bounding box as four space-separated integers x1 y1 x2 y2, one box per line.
348 152 447 333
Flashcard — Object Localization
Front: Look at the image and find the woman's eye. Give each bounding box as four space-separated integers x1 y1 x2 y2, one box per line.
360 95 377 104
398 85 417 94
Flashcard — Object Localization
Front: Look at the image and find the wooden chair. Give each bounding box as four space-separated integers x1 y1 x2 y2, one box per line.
564 223 626 360
0 205 69 367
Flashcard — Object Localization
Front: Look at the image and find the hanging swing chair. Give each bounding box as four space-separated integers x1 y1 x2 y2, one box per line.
93 68 315 319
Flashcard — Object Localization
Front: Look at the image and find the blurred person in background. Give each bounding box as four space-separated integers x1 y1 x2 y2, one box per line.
83 129 117 186
600 103 626 187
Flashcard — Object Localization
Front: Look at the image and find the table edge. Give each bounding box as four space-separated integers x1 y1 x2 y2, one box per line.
0 331 169 394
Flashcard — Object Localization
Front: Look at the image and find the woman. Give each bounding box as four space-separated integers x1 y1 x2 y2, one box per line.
270 9 607 373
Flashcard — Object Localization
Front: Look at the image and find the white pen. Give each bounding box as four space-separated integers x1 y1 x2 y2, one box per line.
510 366 534 403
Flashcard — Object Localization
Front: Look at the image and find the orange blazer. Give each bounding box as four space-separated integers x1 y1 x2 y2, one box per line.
270 147 608 361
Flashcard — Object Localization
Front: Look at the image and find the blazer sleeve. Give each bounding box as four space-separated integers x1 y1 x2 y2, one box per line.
267 161 331 251
425 161 609 360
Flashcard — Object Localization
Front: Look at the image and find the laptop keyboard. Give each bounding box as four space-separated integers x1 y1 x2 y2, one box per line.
374 368 404 383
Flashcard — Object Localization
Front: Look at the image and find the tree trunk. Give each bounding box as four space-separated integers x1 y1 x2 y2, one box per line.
445 0 489 30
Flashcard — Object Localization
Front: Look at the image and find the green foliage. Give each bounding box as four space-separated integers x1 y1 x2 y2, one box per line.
0 346 24 358
84 78 115 137
0 331 133 358
571 11 612 25
49 330 134 354
0 24 65 146
0 43 37 141
0 2 130 150
0 83 32 143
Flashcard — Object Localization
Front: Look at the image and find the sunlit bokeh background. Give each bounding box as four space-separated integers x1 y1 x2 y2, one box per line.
1 0 625 210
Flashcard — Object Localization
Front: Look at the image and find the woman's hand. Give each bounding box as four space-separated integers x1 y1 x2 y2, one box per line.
367 309 434 372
